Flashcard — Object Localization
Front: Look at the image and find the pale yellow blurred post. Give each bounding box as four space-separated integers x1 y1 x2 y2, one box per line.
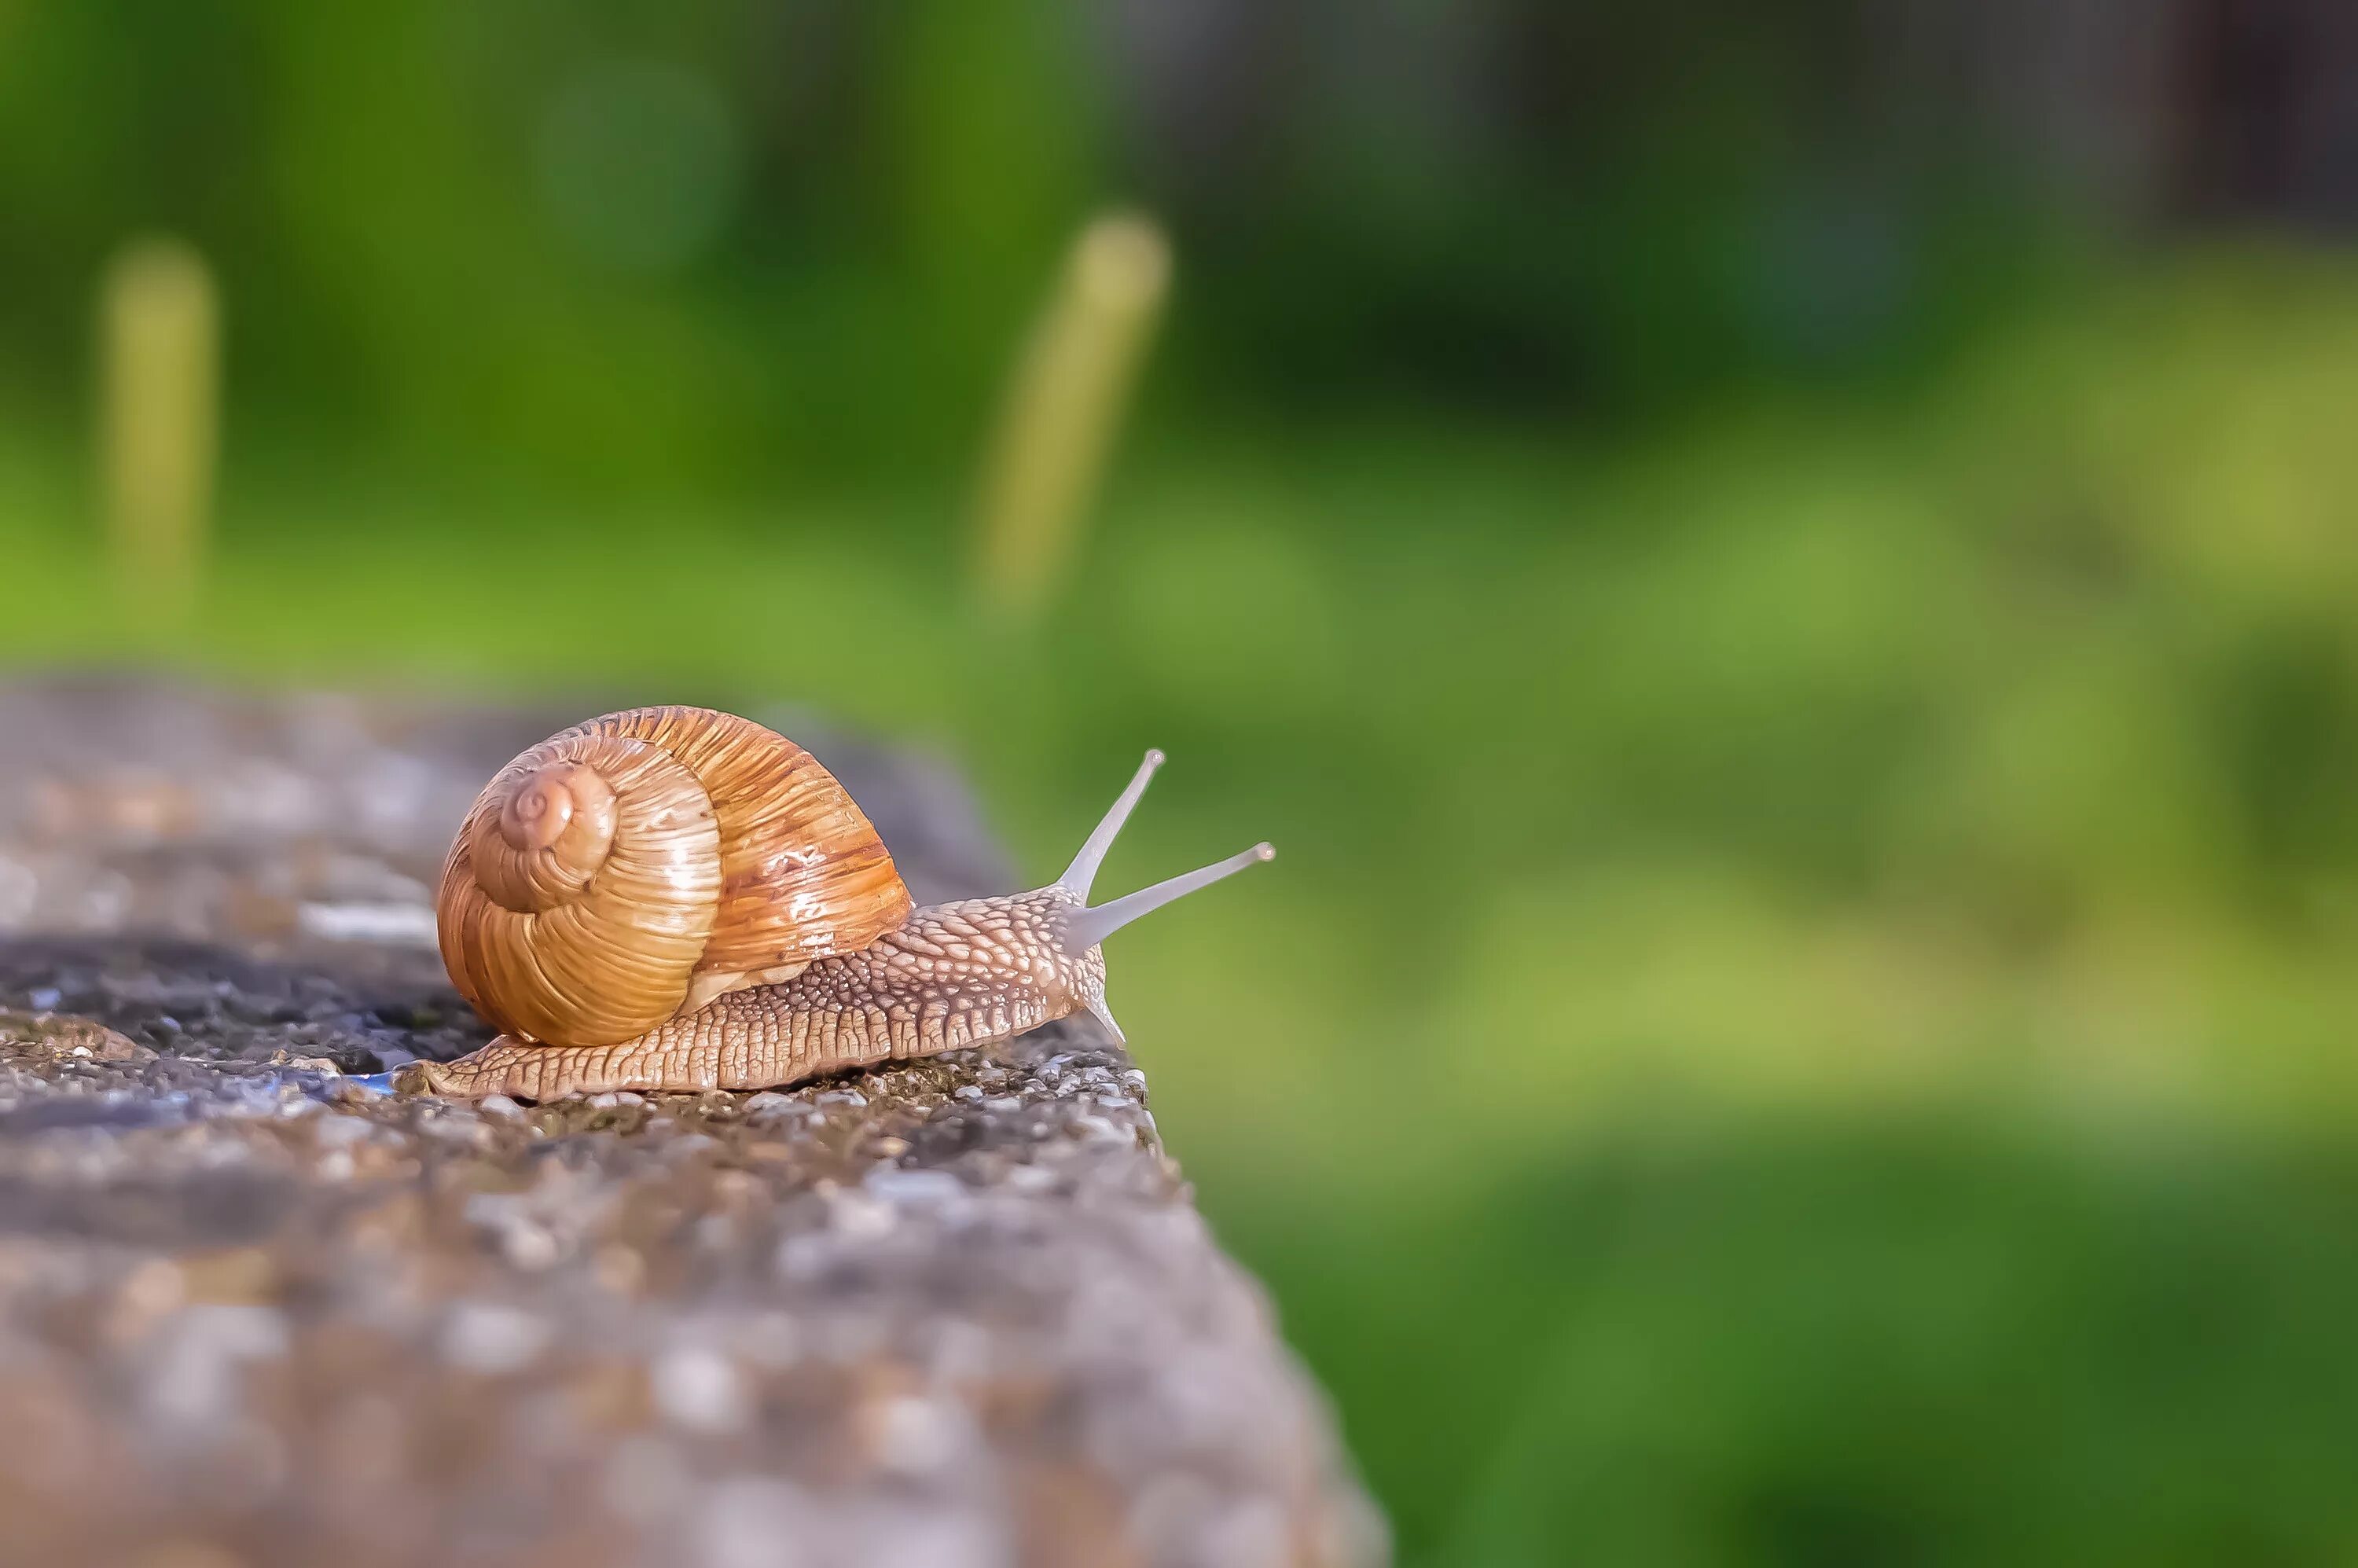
99 237 219 630
972 211 1172 619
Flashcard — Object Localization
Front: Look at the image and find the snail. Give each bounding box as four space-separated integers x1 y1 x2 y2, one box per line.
411 706 1271 1100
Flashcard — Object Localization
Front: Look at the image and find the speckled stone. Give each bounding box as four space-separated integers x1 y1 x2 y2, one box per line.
0 677 1385 1568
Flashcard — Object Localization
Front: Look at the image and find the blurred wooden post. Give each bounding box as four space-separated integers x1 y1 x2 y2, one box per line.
98 237 219 631
972 211 1171 620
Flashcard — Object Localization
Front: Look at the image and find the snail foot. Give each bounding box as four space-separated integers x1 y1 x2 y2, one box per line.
334 1063 463 1097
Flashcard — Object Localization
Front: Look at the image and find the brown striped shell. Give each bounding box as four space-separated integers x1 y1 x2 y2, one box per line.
434 707 913 1047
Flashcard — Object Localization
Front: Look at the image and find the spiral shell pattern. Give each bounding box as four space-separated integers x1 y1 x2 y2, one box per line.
435 707 912 1047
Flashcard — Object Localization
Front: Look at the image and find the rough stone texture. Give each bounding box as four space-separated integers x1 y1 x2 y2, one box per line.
0 676 1383 1568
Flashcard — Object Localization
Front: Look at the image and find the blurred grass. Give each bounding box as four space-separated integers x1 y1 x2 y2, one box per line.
7 250 2358 1561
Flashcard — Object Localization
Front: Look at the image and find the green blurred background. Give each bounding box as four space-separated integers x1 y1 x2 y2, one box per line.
8 2 2358 1561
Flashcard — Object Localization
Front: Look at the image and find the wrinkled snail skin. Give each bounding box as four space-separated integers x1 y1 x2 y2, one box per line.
412 889 1109 1100
424 716 1271 1102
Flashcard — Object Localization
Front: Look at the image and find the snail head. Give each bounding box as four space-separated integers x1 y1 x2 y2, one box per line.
1045 749 1273 1045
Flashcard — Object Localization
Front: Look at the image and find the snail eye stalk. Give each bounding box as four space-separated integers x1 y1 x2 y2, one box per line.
1060 844 1274 957
1056 747 1272 956
1060 749 1163 899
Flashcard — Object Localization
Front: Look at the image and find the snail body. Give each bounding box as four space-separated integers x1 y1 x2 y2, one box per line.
419 707 1269 1100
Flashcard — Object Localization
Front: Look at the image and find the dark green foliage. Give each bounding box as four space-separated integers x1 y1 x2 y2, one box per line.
1222 1120 2358 1565
0 0 2075 488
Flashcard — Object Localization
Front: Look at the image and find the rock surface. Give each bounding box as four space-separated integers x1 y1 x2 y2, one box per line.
0 677 1383 1568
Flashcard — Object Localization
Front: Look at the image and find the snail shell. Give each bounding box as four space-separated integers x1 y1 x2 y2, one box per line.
434 707 912 1046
